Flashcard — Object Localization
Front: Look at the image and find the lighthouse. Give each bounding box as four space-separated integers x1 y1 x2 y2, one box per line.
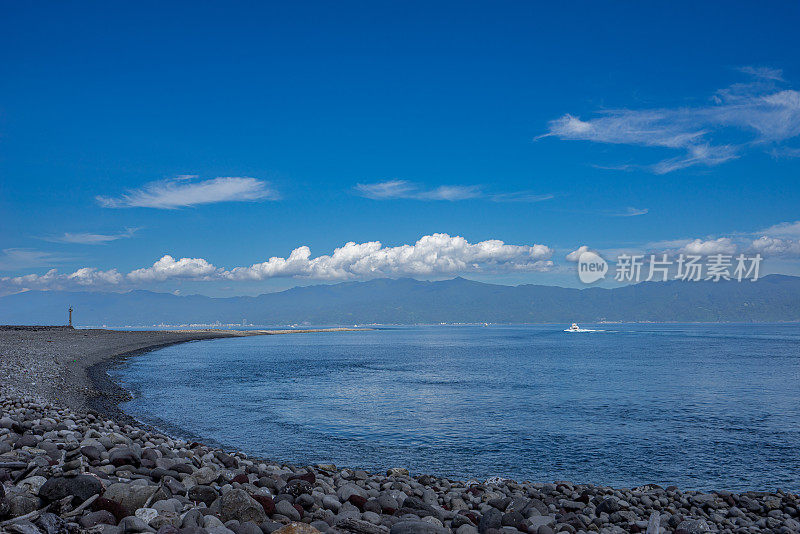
68 306 73 328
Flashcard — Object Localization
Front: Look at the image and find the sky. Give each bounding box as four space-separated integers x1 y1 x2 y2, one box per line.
1 1 800 296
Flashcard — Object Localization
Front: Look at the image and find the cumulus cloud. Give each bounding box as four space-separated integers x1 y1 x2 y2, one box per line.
749 236 800 257
1 234 554 292
127 255 220 282
97 176 278 209
354 180 552 203
67 267 124 286
679 238 738 255
227 234 553 280
4 267 122 291
643 237 739 256
642 222 800 259
42 228 138 245
540 67 800 173
565 245 592 262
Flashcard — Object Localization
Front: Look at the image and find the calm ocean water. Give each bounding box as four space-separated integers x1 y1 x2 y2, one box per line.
111 324 800 491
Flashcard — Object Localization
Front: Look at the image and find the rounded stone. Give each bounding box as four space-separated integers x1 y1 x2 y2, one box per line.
39 474 104 504
219 489 269 524
275 499 302 521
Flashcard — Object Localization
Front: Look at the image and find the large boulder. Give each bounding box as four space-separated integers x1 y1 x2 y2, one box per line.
219 489 268 524
39 475 104 504
109 447 141 468
188 485 218 506
478 509 502 534
275 499 301 521
104 483 167 512
595 497 622 515
192 466 218 485
79 510 117 528
336 484 368 502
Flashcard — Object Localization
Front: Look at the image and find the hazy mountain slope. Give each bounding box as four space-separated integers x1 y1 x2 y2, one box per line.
1 275 798 325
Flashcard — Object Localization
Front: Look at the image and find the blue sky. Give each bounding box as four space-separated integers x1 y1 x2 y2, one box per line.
1 1 799 296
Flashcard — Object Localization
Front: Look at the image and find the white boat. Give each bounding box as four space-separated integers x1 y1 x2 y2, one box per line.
564 323 605 333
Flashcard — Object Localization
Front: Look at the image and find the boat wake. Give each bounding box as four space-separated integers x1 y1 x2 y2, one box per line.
564 323 604 332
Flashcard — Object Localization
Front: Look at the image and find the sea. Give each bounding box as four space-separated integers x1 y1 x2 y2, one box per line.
109 323 800 492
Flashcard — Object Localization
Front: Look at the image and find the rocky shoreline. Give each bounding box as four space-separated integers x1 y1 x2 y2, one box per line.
1 328 799 534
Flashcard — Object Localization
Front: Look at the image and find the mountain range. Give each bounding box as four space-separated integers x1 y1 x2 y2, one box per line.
1 275 799 326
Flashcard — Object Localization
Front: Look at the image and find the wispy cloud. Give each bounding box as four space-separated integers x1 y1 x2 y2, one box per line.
769 147 800 159
355 180 482 201
539 67 800 173
0 249 74 271
760 220 800 237
354 180 552 203
489 191 555 203
609 207 649 217
42 228 138 245
97 176 278 209
736 66 784 82
1 234 554 291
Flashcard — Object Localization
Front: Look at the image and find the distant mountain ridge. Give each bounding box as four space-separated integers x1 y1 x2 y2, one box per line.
1 275 799 326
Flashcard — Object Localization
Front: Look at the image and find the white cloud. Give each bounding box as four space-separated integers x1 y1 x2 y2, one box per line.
643 237 739 256
354 180 552 203
0 249 74 271
2 267 122 291
679 238 738 255
43 228 138 245
737 66 784 81
611 207 649 217
421 185 483 201
541 67 800 173
759 220 800 237
641 221 800 259
355 180 482 201
127 255 220 282
490 192 555 203
651 144 738 174
565 245 591 262
770 146 800 158
68 267 124 286
354 180 416 199
1 234 554 292
749 236 800 257
227 234 554 280
97 176 278 209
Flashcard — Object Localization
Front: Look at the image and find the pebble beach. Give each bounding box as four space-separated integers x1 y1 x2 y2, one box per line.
1 327 798 534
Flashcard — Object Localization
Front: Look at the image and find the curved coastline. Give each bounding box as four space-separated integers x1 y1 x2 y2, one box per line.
0 325 362 417
87 337 249 449
86 338 222 428
83 328 364 424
